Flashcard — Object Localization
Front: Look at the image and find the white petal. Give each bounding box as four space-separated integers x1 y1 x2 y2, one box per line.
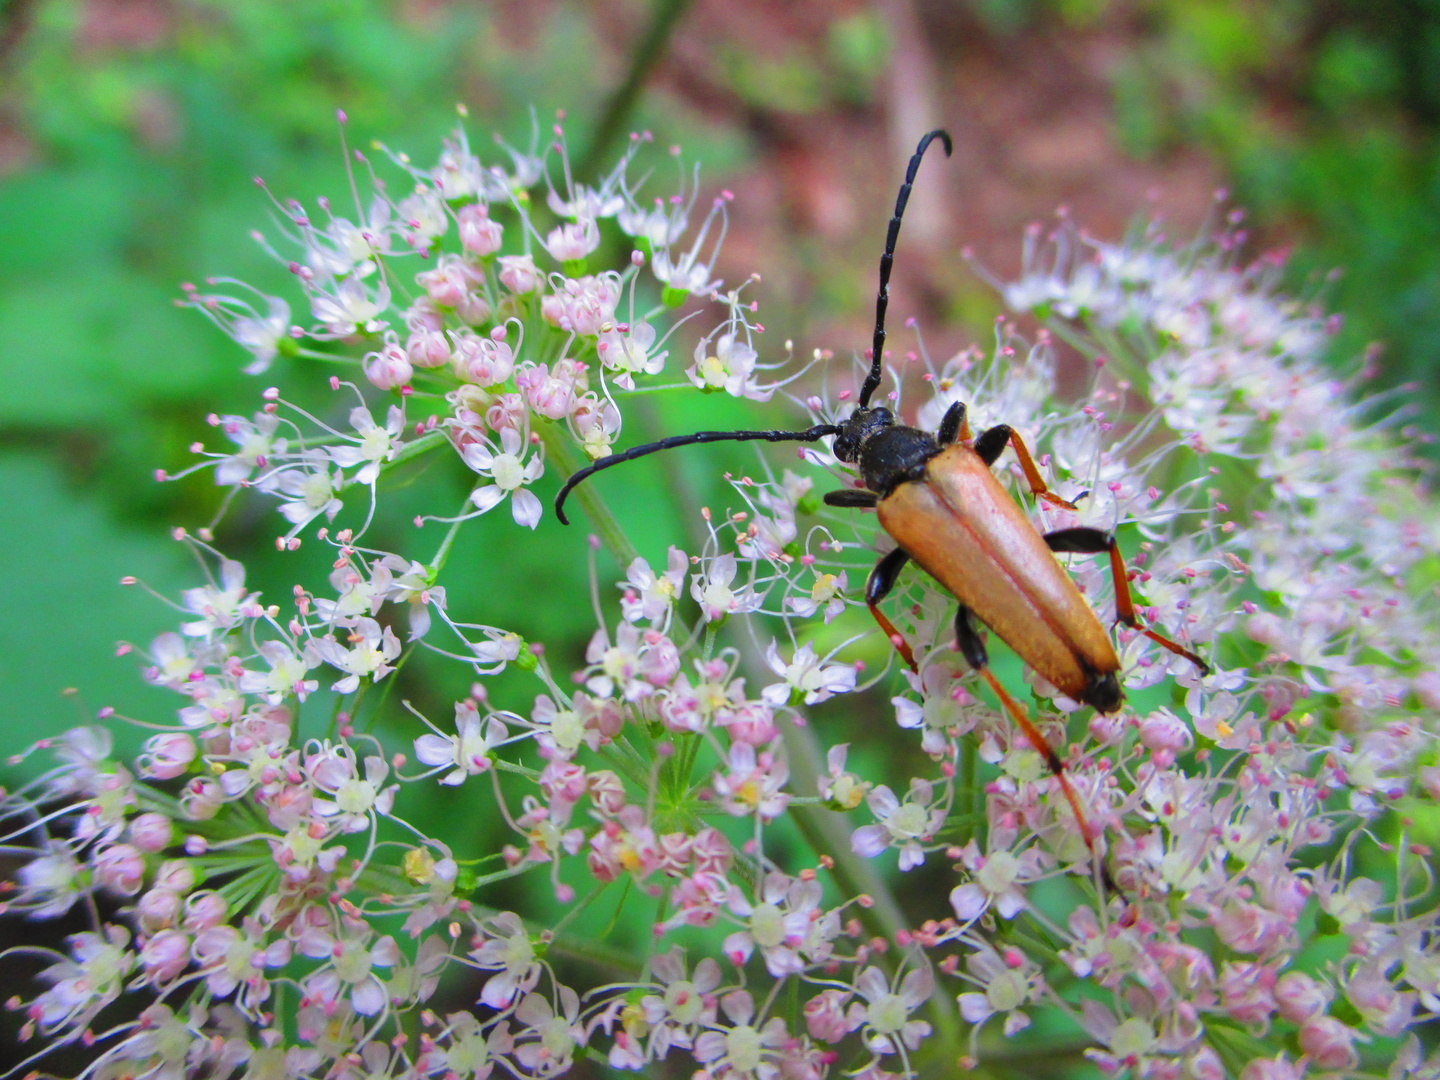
470 485 506 513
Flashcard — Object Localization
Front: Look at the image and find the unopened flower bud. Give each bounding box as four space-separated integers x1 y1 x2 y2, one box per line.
498 254 540 294
457 203 504 256
94 843 145 895
130 811 174 853
407 327 451 369
1139 710 1193 755
137 886 182 931
364 340 413 391
140 732 196 780
140 928 191 984
1298 1016 1359 1070
183 890 229 931
154 859 195 893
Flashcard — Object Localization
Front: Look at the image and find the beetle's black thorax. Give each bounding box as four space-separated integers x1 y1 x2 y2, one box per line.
831 406 940 497
858 425 939 496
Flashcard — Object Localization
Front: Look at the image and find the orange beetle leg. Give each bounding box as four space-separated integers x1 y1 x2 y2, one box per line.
977 667 1100 855
951 603 1101 859
869 602 917 673
1046 527 1209 675
974 423 1078 510
1105 544 1210 674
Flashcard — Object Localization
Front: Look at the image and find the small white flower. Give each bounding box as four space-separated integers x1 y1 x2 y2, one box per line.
414 701 508 786
761 641 856 706
461 425 546 529
315 617 402 694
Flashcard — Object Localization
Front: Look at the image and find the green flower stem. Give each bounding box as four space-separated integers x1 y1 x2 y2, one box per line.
537 422 640 569
386 428 450 469
427 497 472 578
577 0 696 181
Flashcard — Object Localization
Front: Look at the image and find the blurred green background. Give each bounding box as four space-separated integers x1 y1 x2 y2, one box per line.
2 0 1439 822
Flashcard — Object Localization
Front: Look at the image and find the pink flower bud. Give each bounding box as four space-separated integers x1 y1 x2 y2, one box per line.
183 890 229 931
498 254 540 294
1218 961 1277 1027
1238 1056 1304 1080
804 989 854 1043
154 859 196 893
540 293 567 327
95 843 145 895
451 332 515 387
656 831 692 876
640 636 680 688
725 704 779 746
1139 710 1192 754
416 255 479 307
180 776 223 820
140 732 196 780
455 291 492 326
690 828 733 874
407 328 451 369
516 363 574 420
484 391 527 434
364 341 413 391
544 219 599 262
539 760 587 805
457 204 503 256
137 886 182 931
1087 710 1125 746
129 811 174 853
140 928 191 984
588 770 627 816
1185 1046 1226 1080
1298 1016 1358 1070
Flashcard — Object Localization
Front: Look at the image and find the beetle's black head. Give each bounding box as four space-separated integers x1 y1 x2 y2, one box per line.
832 406 894 464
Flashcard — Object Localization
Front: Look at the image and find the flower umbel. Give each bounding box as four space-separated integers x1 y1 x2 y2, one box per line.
4 113 1438 1080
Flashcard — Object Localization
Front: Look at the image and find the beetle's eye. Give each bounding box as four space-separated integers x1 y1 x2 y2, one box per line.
833 433 856 462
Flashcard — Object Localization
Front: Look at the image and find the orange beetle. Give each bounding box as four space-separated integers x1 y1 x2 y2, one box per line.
556 130 1208 854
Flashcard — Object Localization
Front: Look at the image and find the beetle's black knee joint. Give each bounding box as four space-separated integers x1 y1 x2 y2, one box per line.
824 489 879 509
866 548 911 605
953 605 989 670
974 425 1013 466
1044 527 1114 555
937 402 967 446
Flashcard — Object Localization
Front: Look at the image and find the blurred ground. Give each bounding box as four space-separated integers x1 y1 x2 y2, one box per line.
585 0 1222 363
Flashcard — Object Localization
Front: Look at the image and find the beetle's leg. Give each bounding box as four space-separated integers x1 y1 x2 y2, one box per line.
867 548 916 672
1045 527 1210 674
952 605 1103 856
975 424 1078 510
937 401 970 447
824 489 880 509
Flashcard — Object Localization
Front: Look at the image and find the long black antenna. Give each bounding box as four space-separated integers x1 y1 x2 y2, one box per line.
859 128 953 409
554 425 841 525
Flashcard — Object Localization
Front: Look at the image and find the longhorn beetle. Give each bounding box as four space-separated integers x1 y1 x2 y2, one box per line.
555 129 1208 857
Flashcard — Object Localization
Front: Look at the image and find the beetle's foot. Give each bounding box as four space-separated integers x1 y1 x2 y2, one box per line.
1039 491 1080 511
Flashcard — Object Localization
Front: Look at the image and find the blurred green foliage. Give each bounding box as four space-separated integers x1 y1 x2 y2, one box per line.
968 0 1440 412
1108 0 1440 406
